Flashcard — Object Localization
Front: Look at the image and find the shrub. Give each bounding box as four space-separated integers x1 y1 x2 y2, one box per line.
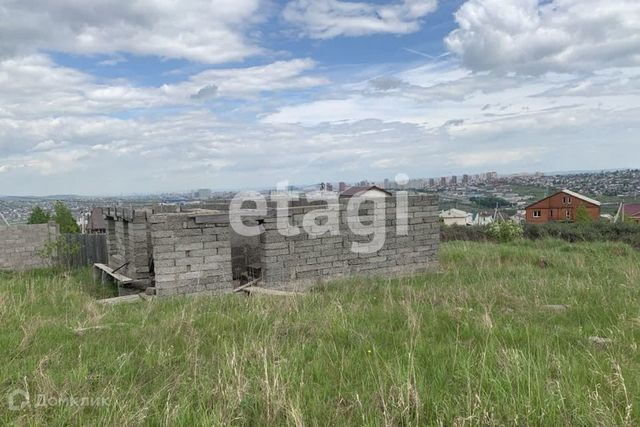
443 220 640 248
37 236 81 270
485 221 524 243
524 221 640 248
441 225 488 242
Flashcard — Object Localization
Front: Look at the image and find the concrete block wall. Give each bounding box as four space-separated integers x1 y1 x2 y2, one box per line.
98 194 438 296
104 207 153 284
200 201 262 279
150 212 233 296
0 222 59 271
260 194 439 289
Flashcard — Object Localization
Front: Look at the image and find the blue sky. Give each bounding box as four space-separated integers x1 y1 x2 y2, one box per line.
0 0 639 195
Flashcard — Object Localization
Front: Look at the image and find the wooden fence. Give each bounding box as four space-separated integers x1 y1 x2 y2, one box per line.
62 234 108 268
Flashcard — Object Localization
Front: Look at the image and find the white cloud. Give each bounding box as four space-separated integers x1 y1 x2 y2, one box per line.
0 0 263 63
0 55 327 121
1 0 639 195
171 59 329 99
283 0 438 39
449 148 544 167
446 0 640 74
0 108 447 194
0 55 165 118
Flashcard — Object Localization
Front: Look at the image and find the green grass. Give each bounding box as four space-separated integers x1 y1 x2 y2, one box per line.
2 240 640 425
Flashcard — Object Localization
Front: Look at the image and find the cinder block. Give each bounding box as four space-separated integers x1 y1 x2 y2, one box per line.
175 242 204 251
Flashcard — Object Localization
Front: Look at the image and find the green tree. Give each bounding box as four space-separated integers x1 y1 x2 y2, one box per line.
27 206 51 224
53 201 80 233
575 205 592 223
470 196 512 209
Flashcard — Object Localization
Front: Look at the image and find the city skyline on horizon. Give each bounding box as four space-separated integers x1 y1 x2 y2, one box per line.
2 166 638 198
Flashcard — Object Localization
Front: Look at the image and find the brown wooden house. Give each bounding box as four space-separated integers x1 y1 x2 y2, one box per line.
525 189 601 223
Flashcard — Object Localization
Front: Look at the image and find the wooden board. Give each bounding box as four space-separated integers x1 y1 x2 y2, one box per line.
93 263 133 284
233 278 261 293
95 293 154 305
96 294 143 305
243 287 300 296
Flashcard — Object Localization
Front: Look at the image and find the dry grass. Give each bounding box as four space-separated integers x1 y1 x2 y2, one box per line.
1 239 640 425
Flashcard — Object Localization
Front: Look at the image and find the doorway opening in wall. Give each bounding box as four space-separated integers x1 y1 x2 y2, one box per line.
230 217 263 284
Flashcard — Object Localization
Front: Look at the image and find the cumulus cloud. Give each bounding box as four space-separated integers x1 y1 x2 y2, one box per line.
262 58 640 174
191 85 219 100
369 76 405 91
0 0 263 63
283 0 438 39
446 0 640 74
171 59 328 99
0 108 447 194
0 55 327 120
1 0 639 194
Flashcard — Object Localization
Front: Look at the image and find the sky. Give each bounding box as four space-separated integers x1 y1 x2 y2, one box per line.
0 0 639 196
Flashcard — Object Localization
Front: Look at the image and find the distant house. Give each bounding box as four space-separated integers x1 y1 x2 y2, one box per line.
511 210 527 223
600 213 614 222
525 189 601 223
623 204 640 223
439 209 472 226
86 208 106 234
472 212 494 226
339 185 391 198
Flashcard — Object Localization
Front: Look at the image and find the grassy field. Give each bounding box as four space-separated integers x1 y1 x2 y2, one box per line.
2 240 640 425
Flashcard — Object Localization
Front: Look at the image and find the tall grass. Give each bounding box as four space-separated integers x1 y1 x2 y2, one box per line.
1 240 639 425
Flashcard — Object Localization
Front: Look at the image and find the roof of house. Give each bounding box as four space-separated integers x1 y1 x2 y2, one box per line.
439 208 470 218
560 189 601 206
526 189 601 209
87 207 106 231
623 204 640 217
339 185 391 198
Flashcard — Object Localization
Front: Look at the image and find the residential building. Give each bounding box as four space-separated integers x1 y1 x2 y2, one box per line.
525 189 601 223
340 185 392 199
623 204 640 223
439 208 472 226
86 207 106 234
194 189 212 199
472 212 494 226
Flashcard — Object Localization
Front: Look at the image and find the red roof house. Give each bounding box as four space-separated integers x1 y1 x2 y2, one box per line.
624 204 640 223
525 189 601 223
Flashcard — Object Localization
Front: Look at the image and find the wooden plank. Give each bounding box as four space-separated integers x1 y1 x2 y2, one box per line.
96 294 143 305
233 278 261 293
93 263 133 284
244 287 300 296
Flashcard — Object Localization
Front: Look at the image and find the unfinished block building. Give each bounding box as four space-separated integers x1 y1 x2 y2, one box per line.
102 194 439 296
